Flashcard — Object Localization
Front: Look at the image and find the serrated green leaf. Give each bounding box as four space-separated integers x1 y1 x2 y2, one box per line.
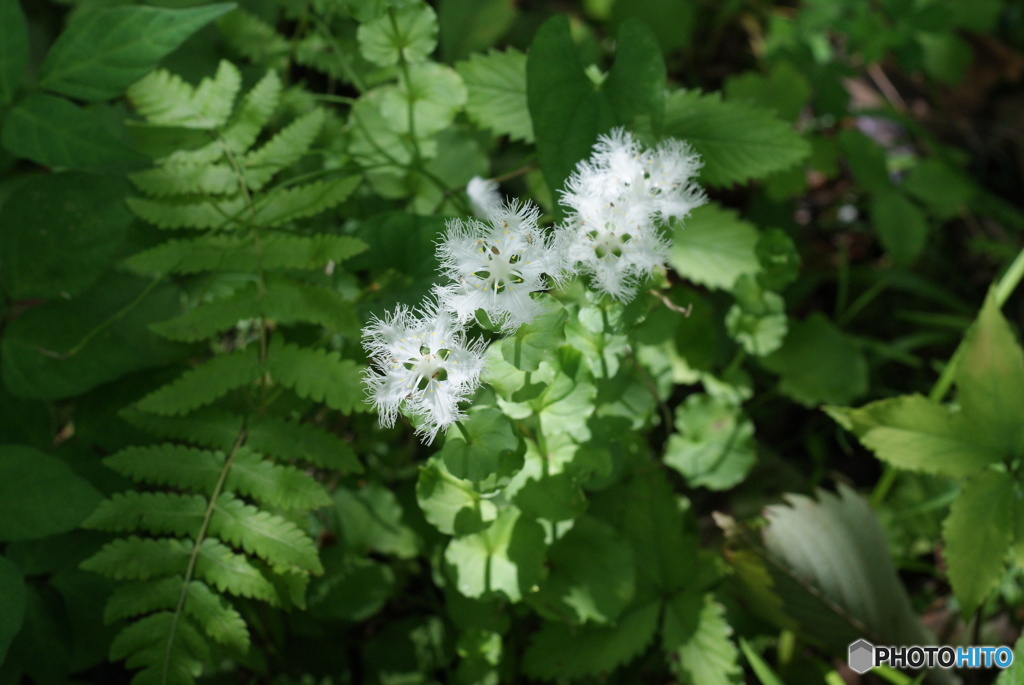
136 345 261 415
128 60 241 129
0 173 132 299
85 491 205 536
943 470 1015 615
194 537 278 603
902 159 976 220
242 109 324 189
0 446 100 542
2 94 147 171
664 594 742 685
725 275 788 357
956 292 1024 458
664 90 810 187
444 507 545 602
253 176 360 227
665 394 756 490
246 417 362 472
217 9 290 71
38 3 235 101
81 536 190 581
761 313 868 406
602 19 665 134
457 48 533 142
211 494 323 575
532 516 635 625
755 227 800 291
522 600 660 680
670 203 761 291
265 338 363 413
0 0 28 105
724 62 810 122
825 395 1003 477
124 232 367 275
357 3 438 67
0 555 26 663
127 194 248 230
130 162 238 197
836 129 889 194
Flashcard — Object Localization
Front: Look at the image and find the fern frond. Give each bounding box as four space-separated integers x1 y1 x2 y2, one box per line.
118 412 362 473
220 70 282 156
105 578 250 652
129 60 241 130
82 536 192 581
243 108 325 189
109 611 209 670
266 338 363 413
227 450 332 511
253 177 360 227
136 346 262 415
129 162 239 198
217 9 291 71
194 537 279 603
126 194 248 230
151 277 358 342
210 494 323 574
85 492 206 536
105 445 225 492
123 233 366 276
247 416 361 472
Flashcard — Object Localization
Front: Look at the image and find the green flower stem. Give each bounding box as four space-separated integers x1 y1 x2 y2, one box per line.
872 243 1024 506
455 420 471 442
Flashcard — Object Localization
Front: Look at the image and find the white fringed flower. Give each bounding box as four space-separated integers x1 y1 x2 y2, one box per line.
466 176 503 220
435 200 562 332
362 300 486 444
557 127 706 301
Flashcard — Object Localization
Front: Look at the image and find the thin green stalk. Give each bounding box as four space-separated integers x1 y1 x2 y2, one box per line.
161 429 247 685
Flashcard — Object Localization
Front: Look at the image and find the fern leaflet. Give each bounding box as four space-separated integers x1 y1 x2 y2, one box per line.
252 176 361 226
243 108 325 189
128 60 241 130
267 337 363 413
136 346 262 415
210 494 324 574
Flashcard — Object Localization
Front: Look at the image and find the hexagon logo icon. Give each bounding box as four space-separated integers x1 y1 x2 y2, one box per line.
848 639 874 674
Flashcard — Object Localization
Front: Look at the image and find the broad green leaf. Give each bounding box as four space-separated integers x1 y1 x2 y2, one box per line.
611 0 696 52
665 394 756 490
38 3 234 101
1 273 183 400
380 62 466 137
438 0 515 62
762 313 868 406
357 3 438 67
501 296 567 371
664 90 810 187
0 173 132 299
444 507 545 602
2 94 147 171
836 129 889 194
526 15 614 199
755 227 800 291
724 62 810 121
826 395 1002 477
456 628 503 685
955 292 1024 458
602 19 665 135
871 190 928 266
441 408 522 493
457 48 533 142
902 159 975 220
0 555 26 663
308 556 394 621
417 457 495 536
507 438 587 522
522 600 660 680
725 275 788 357
670 203 761 291
331 484 418 559
0 446 102 542
943 470 1015 615
0 0 28 105
748 486 934 651
663 593 743 685
532 516 636 624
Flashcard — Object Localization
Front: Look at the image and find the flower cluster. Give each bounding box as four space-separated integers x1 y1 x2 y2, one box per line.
362 128 704 442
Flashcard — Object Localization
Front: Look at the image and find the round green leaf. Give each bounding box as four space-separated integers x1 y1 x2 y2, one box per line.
380 62 466 138
0 555 26 663
357 3 438 67
444 508 545 602
664 394 756 490
441 408 523 493
0 446 102 542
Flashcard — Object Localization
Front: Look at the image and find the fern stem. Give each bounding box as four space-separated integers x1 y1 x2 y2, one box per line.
161 428 248 685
